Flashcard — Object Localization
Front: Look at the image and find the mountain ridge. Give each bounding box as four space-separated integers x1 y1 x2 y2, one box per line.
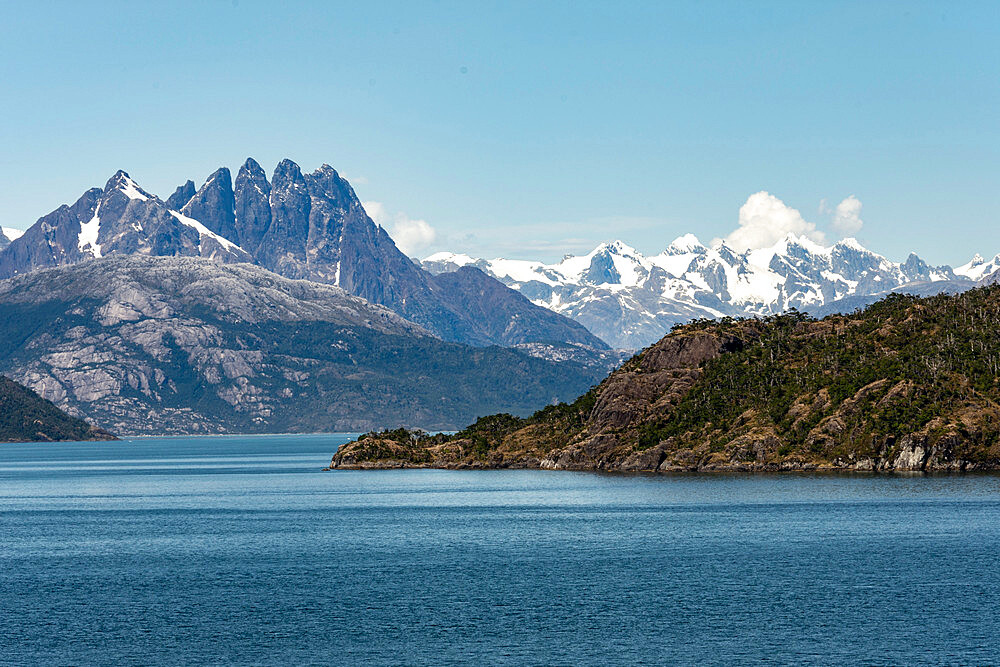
0 160 606 351
424 234 996 348
0 255 609 435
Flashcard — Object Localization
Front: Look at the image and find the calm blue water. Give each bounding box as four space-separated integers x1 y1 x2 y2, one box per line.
1 435 999 665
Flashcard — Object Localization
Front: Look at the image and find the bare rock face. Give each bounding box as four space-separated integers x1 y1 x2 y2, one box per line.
180 168 238 243
587 331 736 432
233 158 272 255
165 180 196 211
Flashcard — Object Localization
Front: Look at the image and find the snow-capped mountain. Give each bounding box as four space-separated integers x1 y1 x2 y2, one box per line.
954 253 1000 281
424 235 976 349
0 160 606 351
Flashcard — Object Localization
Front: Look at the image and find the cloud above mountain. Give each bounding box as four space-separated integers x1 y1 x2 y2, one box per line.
363 201 437 256
832 195 864 236
714 191 826 251
712 192 867 251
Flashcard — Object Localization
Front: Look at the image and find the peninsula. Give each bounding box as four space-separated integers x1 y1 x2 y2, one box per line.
330 287 1000 472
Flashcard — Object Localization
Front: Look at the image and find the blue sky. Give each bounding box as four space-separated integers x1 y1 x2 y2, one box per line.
1 1 997 264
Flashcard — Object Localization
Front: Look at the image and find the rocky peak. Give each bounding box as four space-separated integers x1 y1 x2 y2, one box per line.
165 180 196 211
104 171 151 201
665 233 707 255
304 164 361 214
833 237 870 254
271 159 307 195
180 167 238 244
233 158 272 255
256 159 310 272
584 249 622 285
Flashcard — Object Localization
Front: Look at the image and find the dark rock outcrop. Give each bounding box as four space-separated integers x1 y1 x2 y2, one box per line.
233 158 272 255
165 180 196 211
180 168 238 242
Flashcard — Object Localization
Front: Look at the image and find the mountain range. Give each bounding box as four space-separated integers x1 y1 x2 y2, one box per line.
0 160 605 351
424 235 999 348
0 159 622 435
3 158 998 437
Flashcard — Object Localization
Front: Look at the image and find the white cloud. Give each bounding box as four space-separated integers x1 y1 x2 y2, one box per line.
391 218 436 256
716 191 826 251
363 201 436 256
2 226 25 241
831 195 863 237
362 201 389 227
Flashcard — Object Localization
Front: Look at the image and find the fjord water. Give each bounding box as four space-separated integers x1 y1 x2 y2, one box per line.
1 436 998 665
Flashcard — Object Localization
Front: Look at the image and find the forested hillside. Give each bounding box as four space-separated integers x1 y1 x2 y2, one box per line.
0 376 115 442
332 286 1000 472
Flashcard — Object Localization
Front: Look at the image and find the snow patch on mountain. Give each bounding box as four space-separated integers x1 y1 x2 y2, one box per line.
119 176 149 201
78 205 102 258
169 210 241 252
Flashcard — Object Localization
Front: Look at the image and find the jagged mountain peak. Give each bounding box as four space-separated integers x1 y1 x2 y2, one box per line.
272 158 305 183
103 170 151 201
165 180 196 210
665 233 706 254
596 239 640 255
180 167 238 242
241 156 265 173
312 163 339 176
833 237 870 252
956 252 1000 281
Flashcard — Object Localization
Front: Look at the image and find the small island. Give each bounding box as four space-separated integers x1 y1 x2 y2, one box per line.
331 287 1000 472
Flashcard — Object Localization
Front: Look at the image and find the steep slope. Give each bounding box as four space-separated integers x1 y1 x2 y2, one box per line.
425 235 964 349
0 375 115 442
0 256 606 435
0 160 606 351
332 286 1000 472
430 266 607 346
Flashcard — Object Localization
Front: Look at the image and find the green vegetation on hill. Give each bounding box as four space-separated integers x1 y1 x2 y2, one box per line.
332 286 1000 472
0 376 115 442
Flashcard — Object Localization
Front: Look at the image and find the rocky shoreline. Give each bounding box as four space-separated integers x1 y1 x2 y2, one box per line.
326 432 989 473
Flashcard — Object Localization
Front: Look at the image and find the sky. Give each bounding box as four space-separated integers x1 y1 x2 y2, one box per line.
1 1 997 264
